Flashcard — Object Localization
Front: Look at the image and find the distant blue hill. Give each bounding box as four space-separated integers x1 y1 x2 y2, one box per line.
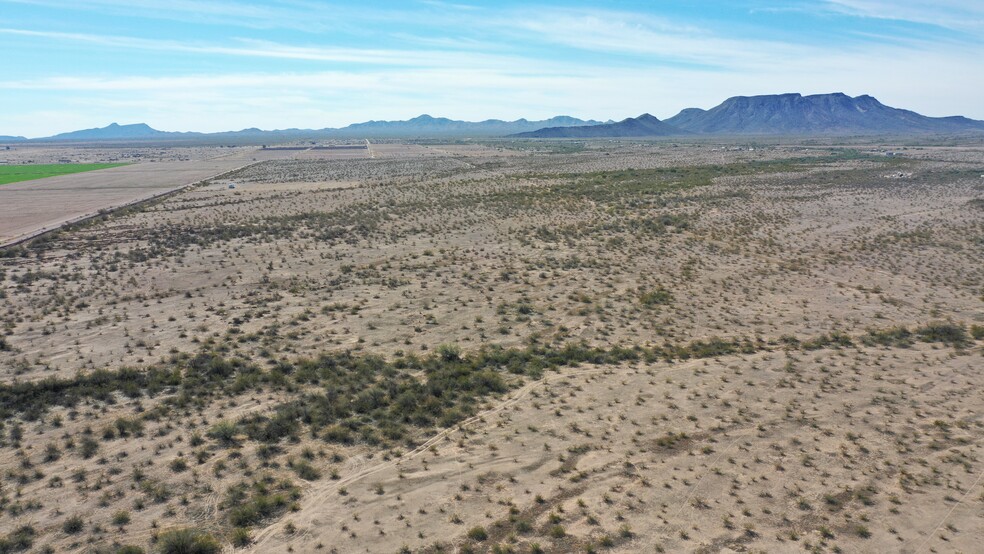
511 93 984 138
33 115 606 141
338 114 607 137
44 122 201 141
24 95 984 141
662 93 984 135
511 113 686 138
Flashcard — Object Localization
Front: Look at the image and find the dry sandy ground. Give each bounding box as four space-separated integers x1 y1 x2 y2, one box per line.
248 342 982 554
0 145 255 165
0 147 294 245
0 139 980 554
2 143 979 381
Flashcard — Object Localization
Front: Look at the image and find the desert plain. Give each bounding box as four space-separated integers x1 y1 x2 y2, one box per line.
0 138 981 554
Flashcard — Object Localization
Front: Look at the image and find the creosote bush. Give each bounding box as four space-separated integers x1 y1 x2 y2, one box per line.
230 528 252 548
154 528 221 554
62 515 84 535
226 476 300 528
466 526 488 541
0 323 973 451
0 525 35 553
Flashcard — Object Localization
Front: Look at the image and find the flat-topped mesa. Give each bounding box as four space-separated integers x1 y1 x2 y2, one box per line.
664 92 984 135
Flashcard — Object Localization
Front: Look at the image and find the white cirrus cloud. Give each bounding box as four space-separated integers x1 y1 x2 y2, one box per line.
823 0 984 31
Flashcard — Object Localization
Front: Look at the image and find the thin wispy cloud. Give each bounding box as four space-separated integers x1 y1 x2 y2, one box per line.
0 28 533 69
505 9 821 70
5 0 343 31
0 1 981 136
824 0 984 31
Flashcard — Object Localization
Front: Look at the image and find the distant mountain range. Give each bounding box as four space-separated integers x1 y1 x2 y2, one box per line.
515 93 984 138
341 114 608 137
663 93 984 135
4 93 982 142
511 114 685 138
17 115 607 142
47 122 195 141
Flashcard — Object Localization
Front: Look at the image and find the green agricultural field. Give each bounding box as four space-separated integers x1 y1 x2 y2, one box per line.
0 163 127 185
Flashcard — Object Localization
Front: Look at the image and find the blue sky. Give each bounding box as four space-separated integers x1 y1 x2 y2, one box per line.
1 0 982 136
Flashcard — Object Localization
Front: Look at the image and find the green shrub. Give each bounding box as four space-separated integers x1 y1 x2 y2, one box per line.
112 510 132 526
79 437 99 459
289 459 321 481
436 344 462 362
226 479 299 528
862 326 912 347
916 322 968 346
230 527 252 547
114 417 144 437
155 528 221 554
322 424 354 445
639 287 673 306
207 421 239 446
467 526 488 541
62 515 85 534
799 332 853 351
141 480 172 503
0 525 35 553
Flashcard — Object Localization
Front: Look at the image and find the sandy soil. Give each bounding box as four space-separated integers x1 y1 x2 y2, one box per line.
0 139 980 554
0 147 294 245
249 342 983 553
